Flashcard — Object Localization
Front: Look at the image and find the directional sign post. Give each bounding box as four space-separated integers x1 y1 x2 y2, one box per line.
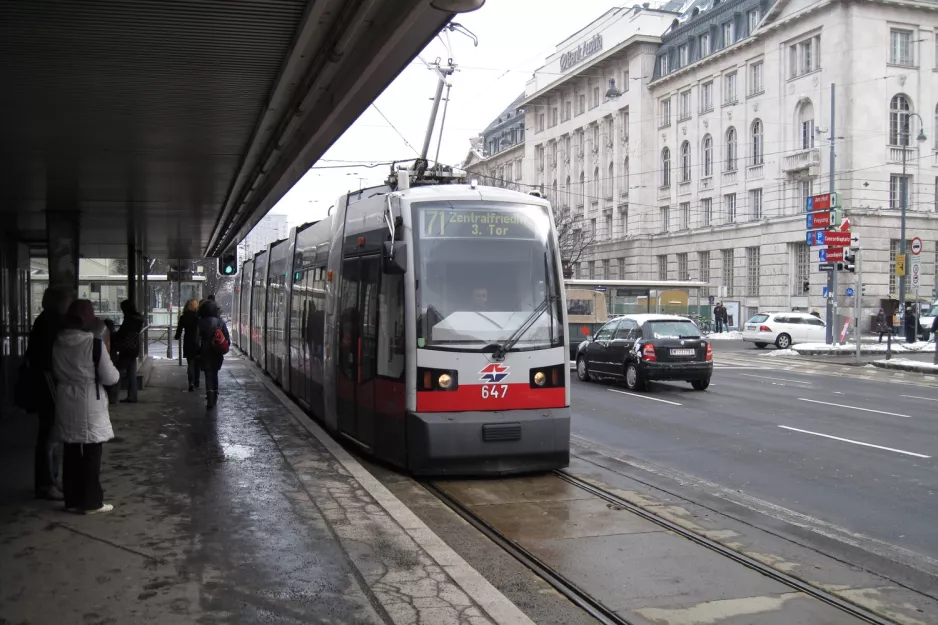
819 248 844 263
806 211 835 229
822 231 852 247
805 192 839 212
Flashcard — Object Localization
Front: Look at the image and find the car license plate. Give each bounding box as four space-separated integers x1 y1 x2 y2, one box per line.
670 348 695 356
746 325 756 331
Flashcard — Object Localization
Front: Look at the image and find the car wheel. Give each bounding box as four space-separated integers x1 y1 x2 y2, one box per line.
624 362 644 391
576 357 591 382
776 333 792 350
754 342 768 349
691 378 710 391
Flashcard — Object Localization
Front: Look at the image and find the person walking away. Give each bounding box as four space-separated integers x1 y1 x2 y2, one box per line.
198 299 230 408
175 299 202 391
100 319 119 404
875 308 888 343
720 304 730 332
52 300 120 514
113 300 145 403
24 286 74 500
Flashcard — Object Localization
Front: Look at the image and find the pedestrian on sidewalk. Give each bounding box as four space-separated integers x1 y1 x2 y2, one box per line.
198 299 230 409
714 302 724 333
52 300 121 515
24 286 74 501
113 300 145 403
101 319 119 404
175 299 202 391
875 308 888 343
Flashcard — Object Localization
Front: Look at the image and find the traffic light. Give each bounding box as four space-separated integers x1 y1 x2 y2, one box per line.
802 280 810 293
842 250 856 273
218 247 238 277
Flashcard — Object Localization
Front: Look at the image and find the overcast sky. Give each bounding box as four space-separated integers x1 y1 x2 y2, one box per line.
267 0 629 228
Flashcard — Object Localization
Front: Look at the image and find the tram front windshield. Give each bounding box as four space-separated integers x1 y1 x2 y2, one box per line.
413 201 564 351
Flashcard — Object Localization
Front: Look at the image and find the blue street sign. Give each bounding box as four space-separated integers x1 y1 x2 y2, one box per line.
806 230 826 246
594 286 607 292
846 287 855 297
806 196 814 212
822 286 829 296
819 249 827 262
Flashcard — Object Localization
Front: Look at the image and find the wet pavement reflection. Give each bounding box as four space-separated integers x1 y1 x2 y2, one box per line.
0 359 496 624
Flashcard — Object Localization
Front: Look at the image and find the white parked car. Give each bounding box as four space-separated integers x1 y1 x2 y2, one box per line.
742 312 827 349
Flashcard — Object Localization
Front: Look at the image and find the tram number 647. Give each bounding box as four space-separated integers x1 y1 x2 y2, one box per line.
481 384 509 399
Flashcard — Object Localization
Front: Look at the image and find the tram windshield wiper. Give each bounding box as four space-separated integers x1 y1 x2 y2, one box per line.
492 295 553 361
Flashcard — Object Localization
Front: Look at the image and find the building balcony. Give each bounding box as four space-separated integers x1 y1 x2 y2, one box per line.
678 181 692 196
722 169 738 186
782 147 820 172
746 163 764 180
699 176 713 191
886 145 917 165
657 185 672 201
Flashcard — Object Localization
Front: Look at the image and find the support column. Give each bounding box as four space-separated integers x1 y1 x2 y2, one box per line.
46 211 80 293
127 243 137 306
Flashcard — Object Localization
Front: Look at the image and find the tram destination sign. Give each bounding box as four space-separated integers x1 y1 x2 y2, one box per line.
419 207 541 240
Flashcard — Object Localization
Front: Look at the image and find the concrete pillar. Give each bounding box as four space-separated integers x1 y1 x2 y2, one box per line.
127 243 137 307
46 211 80 292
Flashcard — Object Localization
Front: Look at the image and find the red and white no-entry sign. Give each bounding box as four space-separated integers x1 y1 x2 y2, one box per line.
910 237 922 255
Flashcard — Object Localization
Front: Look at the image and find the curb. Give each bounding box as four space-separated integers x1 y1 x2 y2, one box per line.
871 360 938 375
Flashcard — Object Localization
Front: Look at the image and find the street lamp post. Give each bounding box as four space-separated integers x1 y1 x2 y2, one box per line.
898 113 927 337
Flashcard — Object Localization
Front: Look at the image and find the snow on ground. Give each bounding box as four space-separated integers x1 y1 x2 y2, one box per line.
707 331 743 340
873 358 938 372
764 348 799 357
792 341 934 353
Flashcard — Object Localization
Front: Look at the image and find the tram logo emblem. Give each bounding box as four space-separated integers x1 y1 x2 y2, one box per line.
479 364 510 383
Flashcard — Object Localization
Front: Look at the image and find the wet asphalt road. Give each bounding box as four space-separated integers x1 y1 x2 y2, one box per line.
571 341 938 583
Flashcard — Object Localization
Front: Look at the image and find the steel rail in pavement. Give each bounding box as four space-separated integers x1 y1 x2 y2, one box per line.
422 481 634 625
554 470 894 625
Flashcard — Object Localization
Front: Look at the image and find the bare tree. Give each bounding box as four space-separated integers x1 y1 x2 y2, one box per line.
553 206 595 278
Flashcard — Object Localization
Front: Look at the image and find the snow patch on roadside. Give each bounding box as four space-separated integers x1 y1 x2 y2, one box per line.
707 331 743 340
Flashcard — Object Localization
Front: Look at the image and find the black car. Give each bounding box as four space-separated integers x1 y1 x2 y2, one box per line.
575 314 712 391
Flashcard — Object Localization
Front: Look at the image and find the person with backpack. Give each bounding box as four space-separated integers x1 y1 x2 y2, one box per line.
174 299 202 391
51 300 121 514
113 300 145 403
21 286 74 500
197 299 230 409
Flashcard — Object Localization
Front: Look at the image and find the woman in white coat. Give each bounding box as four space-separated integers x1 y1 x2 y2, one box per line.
52 299 121 514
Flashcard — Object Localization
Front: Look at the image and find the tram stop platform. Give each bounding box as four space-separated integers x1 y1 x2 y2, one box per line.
0 356 533 625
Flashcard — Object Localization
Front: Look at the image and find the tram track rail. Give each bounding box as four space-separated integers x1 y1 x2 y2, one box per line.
424 470 898 625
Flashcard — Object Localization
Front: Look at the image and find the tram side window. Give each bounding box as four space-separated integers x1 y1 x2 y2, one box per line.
360 257 380 383
309 267 326 360
378 273 405 379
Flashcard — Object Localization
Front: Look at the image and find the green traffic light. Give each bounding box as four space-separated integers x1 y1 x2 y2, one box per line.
224 266 233 275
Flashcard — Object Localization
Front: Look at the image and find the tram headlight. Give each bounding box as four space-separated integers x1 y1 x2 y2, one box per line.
418 367 459 391
530 365 564 388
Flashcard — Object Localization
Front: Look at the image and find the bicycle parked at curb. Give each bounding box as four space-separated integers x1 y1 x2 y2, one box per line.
688 313 713 335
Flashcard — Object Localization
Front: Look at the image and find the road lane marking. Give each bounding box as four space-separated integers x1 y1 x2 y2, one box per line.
900 394 938 402
607 388 682 406
739 373 812 384
797 398 912 418
777 426 930 458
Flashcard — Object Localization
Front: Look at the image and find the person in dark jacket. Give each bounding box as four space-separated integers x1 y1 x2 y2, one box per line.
113 300 145 403
25 285 74 500
875 308 888 343
198 299 230 408
101 318 119 404
175 299 202 391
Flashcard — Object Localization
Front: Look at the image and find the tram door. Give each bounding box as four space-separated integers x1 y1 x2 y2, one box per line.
336 255 379 449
